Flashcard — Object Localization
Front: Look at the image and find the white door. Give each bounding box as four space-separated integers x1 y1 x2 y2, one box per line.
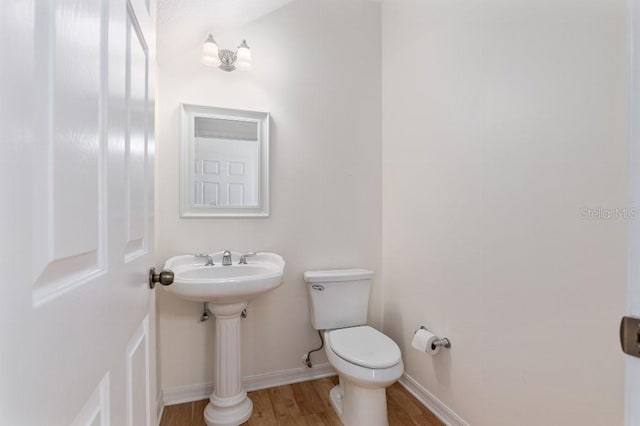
0 0 157 425
630 2 640 425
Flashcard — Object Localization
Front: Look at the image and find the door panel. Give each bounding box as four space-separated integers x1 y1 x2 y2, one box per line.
124 2 151 262
31 0 107 307
71 374 110 426
0 0 156 424
126 316 150 426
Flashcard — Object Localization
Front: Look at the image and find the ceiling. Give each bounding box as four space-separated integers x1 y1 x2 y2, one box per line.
156 0 296 62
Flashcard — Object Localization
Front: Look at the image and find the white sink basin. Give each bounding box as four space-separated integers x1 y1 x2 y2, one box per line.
163 251 285 303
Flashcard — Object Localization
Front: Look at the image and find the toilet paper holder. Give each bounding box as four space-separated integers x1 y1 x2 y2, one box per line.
417 326 451 349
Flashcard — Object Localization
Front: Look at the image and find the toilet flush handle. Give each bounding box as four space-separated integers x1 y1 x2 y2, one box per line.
311 284 325 291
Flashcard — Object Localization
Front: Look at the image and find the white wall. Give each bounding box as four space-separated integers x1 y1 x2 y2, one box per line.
382 0 627 424
156 0 381 391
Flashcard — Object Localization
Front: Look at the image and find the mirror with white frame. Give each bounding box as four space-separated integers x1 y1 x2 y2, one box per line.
180 104 269 217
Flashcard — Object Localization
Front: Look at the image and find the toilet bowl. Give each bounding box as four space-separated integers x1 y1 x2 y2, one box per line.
304 269 404 426
324 326 404 426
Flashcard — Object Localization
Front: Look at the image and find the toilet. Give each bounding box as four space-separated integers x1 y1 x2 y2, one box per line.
304 269 404 426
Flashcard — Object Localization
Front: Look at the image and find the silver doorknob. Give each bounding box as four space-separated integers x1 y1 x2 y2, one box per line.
149 267 174 289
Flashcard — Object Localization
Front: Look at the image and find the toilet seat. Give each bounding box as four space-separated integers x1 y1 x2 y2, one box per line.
328 326 401 369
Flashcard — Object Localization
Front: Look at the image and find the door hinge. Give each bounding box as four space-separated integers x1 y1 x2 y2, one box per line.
620 316 640 358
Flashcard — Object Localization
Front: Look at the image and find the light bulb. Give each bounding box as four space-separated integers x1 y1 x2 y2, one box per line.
201 34 220 67
234 40 252 71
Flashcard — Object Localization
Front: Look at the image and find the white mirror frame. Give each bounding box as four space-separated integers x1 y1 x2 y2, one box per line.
180 104 270 218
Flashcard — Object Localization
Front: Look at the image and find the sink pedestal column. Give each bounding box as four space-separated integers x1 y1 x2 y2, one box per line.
204 302 252 426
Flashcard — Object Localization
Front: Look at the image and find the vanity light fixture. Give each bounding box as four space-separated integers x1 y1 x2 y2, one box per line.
201 34 253 72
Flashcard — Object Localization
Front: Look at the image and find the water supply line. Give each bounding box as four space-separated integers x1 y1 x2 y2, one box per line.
200 302 210 322
303 330 325 368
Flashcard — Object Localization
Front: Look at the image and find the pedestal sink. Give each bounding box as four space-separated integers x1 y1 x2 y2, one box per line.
163 252 285 426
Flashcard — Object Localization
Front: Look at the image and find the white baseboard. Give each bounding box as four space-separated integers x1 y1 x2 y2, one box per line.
398 373 469 426
161 363 336 407
162 381 214 406
244 362 336 392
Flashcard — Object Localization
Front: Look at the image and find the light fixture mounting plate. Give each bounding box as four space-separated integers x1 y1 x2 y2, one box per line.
218 49 237 72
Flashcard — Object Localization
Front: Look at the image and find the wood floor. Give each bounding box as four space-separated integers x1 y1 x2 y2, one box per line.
159 376 444 426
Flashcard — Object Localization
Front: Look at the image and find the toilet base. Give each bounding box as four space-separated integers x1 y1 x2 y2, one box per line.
329 379 389 426
329 384 345 420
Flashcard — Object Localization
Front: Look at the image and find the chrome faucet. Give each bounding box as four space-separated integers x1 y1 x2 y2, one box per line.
194 253 214 266
222 250 233 266
239 252 259 264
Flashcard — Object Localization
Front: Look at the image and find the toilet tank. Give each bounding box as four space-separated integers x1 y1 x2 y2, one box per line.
304 269 375 330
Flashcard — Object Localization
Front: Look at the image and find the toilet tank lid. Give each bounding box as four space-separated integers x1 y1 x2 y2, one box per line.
304 269 374 283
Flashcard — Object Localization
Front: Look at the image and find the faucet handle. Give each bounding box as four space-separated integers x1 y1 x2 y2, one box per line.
239 252 259 264
194 253 214 266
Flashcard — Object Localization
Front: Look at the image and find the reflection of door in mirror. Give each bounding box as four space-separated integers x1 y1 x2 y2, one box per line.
181 104 269 218
193 117 259 207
